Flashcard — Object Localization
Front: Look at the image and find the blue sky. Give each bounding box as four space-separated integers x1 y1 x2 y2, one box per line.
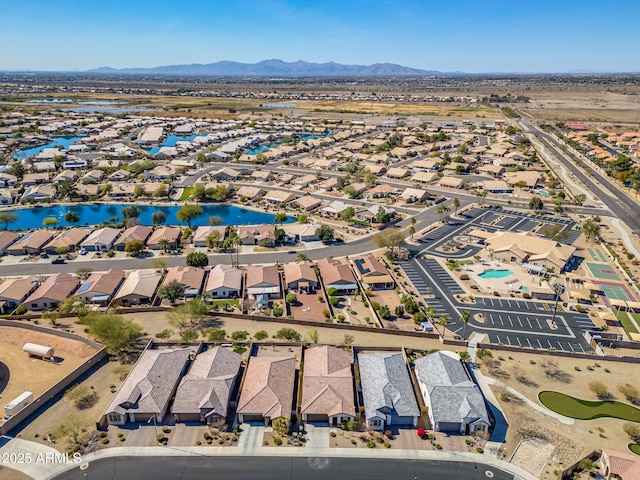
1 0 638 72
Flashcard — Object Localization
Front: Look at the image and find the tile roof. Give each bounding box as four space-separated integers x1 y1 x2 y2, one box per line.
237 356 296 419
205 264 242 293
23 273 79 304
301 346 355 417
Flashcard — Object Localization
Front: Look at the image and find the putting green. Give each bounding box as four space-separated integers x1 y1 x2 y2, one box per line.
539 391 640 421
629 443 640 456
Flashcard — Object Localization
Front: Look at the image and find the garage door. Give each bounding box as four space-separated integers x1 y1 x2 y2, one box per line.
390 416 415 425
305 414 329 423
242 415 264 423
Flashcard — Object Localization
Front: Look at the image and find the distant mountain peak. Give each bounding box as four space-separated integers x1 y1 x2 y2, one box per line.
86 59 442 77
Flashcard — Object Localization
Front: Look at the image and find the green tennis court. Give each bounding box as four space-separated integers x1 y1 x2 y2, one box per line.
600 284 633 302
587 262 621 280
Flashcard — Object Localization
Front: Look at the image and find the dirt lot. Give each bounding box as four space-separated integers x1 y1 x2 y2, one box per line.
288 292 327 322
0 326 99 421
478 348 640 478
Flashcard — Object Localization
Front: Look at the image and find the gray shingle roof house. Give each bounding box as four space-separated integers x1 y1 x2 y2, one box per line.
103 347 190 425
414 351 490 434
172 347 242 425
357 352 419 431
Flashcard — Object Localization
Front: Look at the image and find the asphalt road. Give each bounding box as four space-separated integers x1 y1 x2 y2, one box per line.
519 119 640 234
51 455 514 480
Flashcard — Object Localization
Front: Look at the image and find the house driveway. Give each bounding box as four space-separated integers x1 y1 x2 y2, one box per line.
123 425 157 447
237 423 265 452
305 424 329 448
169 423 204 447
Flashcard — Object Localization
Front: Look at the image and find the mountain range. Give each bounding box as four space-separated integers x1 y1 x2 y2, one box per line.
88 59 442 77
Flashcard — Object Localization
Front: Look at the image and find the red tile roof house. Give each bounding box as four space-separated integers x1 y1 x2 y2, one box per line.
161 266 205 298
283 262 318 294
0 275 39 313
113 225 153 251
245 265 281 308
22 273 80 311
103 347 190 426
205 264 242 299
147 227 181 250
238 224 276 247
236 355 296 426
171 346 242 425
301 346 355 426
0 231 20 255
76 269 125 306
352 254 395 290
317 257 358 294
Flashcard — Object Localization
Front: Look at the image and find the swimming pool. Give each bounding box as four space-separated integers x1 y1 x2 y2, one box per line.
478 269 514 279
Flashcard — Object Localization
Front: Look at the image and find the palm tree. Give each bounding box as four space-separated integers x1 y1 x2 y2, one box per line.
410 217 416 228
460 310 470 340
479 190 488 205
453 197 460 216
158 238 171 253
436 204 446 223
296 253 310 263
426 307 436 322
408 225 415 239
438 314 449 337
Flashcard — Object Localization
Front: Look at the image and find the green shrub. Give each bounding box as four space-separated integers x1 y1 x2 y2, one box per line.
476 447 484 453
102 438 109 444
367 440 375 448
435 444 442 450
263 440 269 446
460 274 469 280
100 432 108 438
330 431 337 437
274 437 282 446
384 442 391 448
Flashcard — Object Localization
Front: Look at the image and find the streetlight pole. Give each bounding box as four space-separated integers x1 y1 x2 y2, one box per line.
550 283 562 328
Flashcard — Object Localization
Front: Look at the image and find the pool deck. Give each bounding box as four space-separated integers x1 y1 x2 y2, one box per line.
467 260 555 294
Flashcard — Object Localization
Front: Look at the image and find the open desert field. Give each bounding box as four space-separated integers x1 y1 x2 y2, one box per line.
0 326 99 414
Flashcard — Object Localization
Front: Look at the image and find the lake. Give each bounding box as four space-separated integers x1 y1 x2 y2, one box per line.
4 204 294 230
13 136 86 161
145 134 208 154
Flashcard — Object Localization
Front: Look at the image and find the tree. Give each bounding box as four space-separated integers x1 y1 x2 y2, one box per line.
206 231 221 249
588 380 613 401
57 179 78 199
285 293 297 304
296 213 309 224
437 314 449 337
436 203 450 223
122 239 144 257
624 423 640 442
582 219 601 242
158 280 185 306
342 333 355 347
121 205 141 222
460 310 470 340
207 216 223 225
254 330 269 341
191 184 206 201
54 413 91 445
64 211 80 225
101 183 113 196
274 327 301 341
158 238 171 253
308 329 320 344
0 212 18 230
176 204 203 228
87 313 142 353
619 383 640 405
375 206 391 224
378 305 391 319
133 184 146 198
452 198 460 216
315 225 335 243
274 212 288 223
459 351 471 362
271 303 284 317
296 253 310 263
231 330 249 342
372 228 406 257
151 210 166 226
343 185 358 199
152 257 168 272
43 217 58 228
553 204 564 216
186 251 208 268
153 185 169 198
340 207 355 222
408 225 415 239
167 298 209 330
529 196 544 211
205 328 226 344
272 417 290 437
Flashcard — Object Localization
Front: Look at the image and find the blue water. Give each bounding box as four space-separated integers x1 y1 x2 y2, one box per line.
247 142 282 156
539 190 549 196
519 286 529 291
61 107 151 114
4 204 294 230
13 136 86 161
478 269 514 279
26 99 73 103
145 134 208 154
77 101 125 105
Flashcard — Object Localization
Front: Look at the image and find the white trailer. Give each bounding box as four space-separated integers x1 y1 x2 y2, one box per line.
4 391 33 417
23 343 54 359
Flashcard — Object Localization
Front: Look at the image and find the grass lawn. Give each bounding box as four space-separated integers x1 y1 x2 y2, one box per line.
179 187 193 201
629 443 640 456
539 390 640 421
209 299 239 307
615 310 639 337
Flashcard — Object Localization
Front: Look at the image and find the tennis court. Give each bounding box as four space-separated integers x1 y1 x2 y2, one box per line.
586 262 621 281
586 248 607 262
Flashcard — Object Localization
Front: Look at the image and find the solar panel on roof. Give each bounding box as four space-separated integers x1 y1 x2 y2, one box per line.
77 281 94 293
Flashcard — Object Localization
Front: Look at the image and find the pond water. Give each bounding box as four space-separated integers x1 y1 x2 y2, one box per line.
4 204 294 230
145 134 208 154
13 136 86 161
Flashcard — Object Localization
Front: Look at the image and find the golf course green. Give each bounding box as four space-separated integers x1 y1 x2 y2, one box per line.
629 443 640 456
539 391 640 421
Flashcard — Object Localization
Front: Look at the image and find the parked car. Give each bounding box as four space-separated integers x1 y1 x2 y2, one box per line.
40 252 49 259
79 248 87 255
51 257 65 264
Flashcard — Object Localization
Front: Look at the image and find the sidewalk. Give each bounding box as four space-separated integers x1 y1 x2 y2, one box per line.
0 431 539 480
